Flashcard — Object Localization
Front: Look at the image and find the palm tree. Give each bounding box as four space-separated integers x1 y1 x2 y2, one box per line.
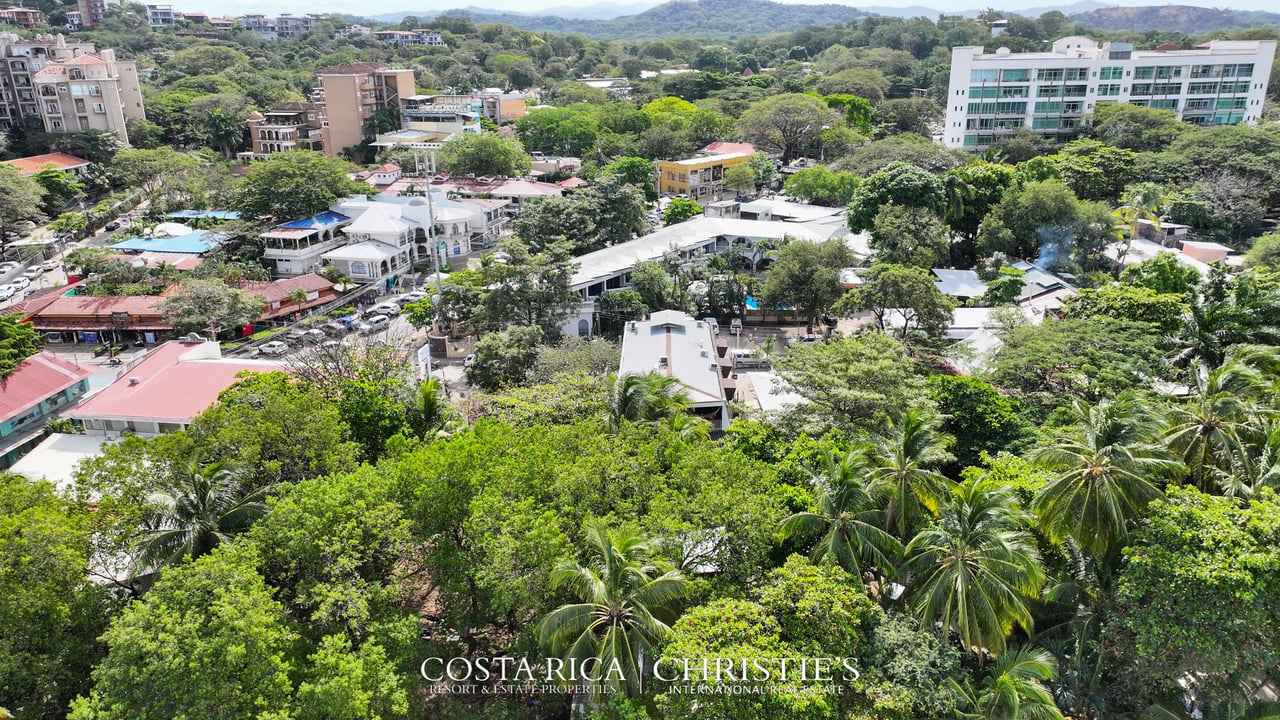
780 448 903 582
136 459 271 572
865 409 954 540
1034 541 1110 720
1112 183 1166 270
952 645 1064 720
1168 298 1255 369
605 372 692 430
1163 349 1268 491
904 479 1045 656
1217 415 1280 498
662 411 711 441
943 173 975 226
288 287 309 310
1031 394 1181 559
537 523 689 697
406 378 460 439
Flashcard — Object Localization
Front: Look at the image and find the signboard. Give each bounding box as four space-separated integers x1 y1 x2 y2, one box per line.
416 343 432 381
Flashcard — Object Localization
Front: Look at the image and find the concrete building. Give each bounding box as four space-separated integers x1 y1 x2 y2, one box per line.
0 6 44 28
371 29 445 46
144 3 174 28
275 13 325 38
619 310 735 430
2 151 90 175
0 33 142 141
657 151 751 200
332 23 370 38
261 210 352 277
417 90 529 125
244 102 326 158
64 10 82 29
945 36 1277 150
76 0 111 27
0 351 92 468
237 14 276 39
68 339 285 437
312 62 415 156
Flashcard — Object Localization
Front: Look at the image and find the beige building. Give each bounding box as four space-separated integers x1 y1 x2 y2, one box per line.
1 33 141 141
31 49 143 141
0 6 45 28
244 102 327 158
311 62 415 156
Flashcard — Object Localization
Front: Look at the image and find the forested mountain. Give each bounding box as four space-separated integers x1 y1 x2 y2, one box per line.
434 0 873 39
1071 4 1280 31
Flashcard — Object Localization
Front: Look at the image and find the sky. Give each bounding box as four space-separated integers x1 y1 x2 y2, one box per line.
196 0 1280 21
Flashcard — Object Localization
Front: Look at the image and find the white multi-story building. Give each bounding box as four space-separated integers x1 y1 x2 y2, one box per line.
944 36 1276 150
144 4 175 27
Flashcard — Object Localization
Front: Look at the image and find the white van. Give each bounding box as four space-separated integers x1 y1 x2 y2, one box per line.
363 314 390 333
703 317 719 335
731 348 768 370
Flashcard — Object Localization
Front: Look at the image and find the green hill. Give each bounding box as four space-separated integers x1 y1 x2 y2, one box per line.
1070 4 1280 32
434 0 873 40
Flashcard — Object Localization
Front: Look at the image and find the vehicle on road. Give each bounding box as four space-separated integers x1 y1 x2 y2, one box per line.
259 340 289 356
729 318 743 334
464 353 477 367
0 284 15 301
320 322 348 337
40 260 60 272
790 333 823 347
370 302 401 316
363 315 390 333
398 291 427 305
300 328 326 344
0 261 18 273
21 267 42 280
104 220 121 231
703 317 719 334
11 276 30 290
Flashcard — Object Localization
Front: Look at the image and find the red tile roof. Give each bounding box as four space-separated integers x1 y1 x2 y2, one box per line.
63 54 105 65
240 273 333 306
557 177 589 188
66 341 285 424
0 351 92 424
700 141 757 156
36 295 167 317
3 152 91 176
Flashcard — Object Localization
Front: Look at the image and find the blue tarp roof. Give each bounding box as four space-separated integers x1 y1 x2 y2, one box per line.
110 231 224 255
166 210 241 220
277 211 349 230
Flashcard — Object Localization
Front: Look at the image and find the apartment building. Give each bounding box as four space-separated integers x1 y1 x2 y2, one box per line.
244 102 327 158
237 13 276 39
31 49 143 141
0 6 45 28
1 33 142 140
657 151 751 199
275 13 325 38
312 62 415 155
76 0 111 27
144 3 174 27
371 29 446 46
945 36 1277 150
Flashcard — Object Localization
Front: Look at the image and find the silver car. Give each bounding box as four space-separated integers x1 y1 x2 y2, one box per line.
259 340 289 356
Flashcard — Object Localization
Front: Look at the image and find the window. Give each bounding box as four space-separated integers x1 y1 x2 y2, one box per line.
1131 83 1153 96
1133 66 1155 79
999 68 1030 82
1188 82 1219 94
1037 68 1064 82
1190 64 1217 78
1150 99 1178 110
1221 81 1251 94
1223 63 1253 78
1098 83 1121 96
1065 67 1089 81
1156 66 1182 79
1216 97 1247 110
1032 117 1061 129
1185 98 1212 110
45 102 57 113
93 102 104 113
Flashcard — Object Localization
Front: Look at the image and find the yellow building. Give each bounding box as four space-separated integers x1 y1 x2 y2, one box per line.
656 151 751 200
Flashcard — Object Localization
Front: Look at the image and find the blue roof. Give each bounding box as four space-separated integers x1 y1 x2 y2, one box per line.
166 210 241 220
277 211 350 230
110 231 225 255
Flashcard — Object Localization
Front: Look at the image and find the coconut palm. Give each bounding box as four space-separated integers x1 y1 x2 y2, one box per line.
605 372 692 430
537 523 689 697
1217 415 1280 498
136 459 271 572
865 409 954 540
1031 394 1180 559
780 447 903 582
1034 541 1110 720
662 410 711 441
406 377 460 439
943 173 975 225
1163 349 1269 491
905 479 1045 656
1112 183 1166 270
952 644 1065 720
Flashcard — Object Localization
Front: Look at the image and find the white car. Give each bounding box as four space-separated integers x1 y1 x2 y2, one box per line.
11 276 30 290
370 302 401 316
0 284 15 301
398 291 428 305
0 261 18 273
21 266 43 280
259 340 289 356
464 353 477 367
40 260 60 272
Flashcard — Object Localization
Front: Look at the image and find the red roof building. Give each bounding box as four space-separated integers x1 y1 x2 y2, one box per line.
239 273 338 319
0 352 93 467
699 141 758 156
28 295 170 334
67 339 287 436
2 152 92 177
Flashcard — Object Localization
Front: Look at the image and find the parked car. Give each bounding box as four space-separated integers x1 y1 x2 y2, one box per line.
300 328 327 344
729 318 743 335
370 302 401 317
282 331 309 347
464 353 477 367
104 220 121 231
320 321 348 337
259 340 289 356
398 291 427 305
0 284 15 301
790 333 823 347
21 266 42 280
703 317 719 335
40 260 60 272
11 276 30 290
0 261 18 273
363 314 391 333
